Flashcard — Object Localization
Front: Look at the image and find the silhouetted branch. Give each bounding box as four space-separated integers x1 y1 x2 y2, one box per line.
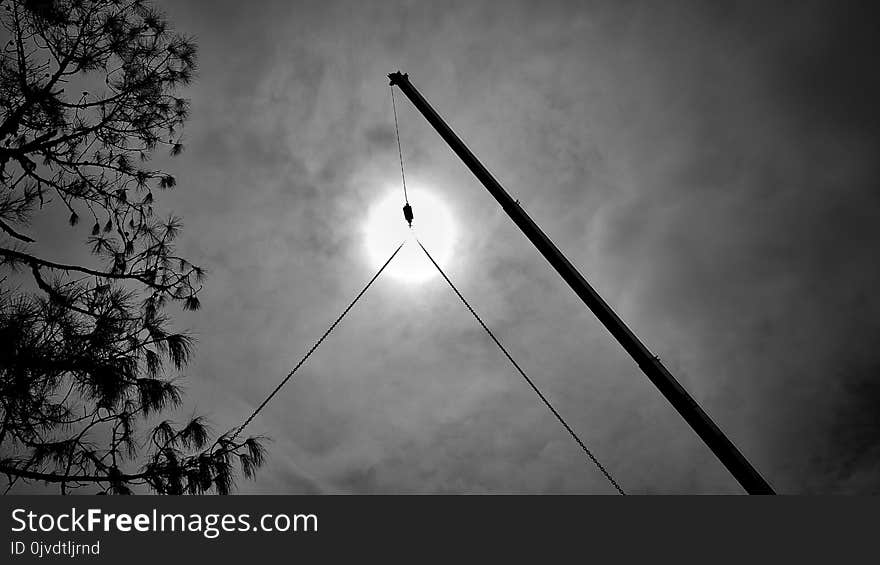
0 0 265 495
0 218 33 242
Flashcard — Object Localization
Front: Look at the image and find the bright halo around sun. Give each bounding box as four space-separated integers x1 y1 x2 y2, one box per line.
364 187 456 284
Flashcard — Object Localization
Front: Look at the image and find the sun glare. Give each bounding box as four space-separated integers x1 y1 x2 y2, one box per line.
364 187 456 283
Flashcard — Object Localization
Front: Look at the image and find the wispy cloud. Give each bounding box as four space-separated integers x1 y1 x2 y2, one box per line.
131 0 880 493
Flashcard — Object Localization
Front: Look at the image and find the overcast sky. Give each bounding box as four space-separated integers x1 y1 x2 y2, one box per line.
46 0 877 494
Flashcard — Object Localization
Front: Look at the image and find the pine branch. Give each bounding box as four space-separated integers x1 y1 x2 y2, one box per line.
0 218 34 243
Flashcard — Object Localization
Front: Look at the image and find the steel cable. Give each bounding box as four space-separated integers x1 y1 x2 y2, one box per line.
416 238 626 495
230 240 406 441
390 85 409 204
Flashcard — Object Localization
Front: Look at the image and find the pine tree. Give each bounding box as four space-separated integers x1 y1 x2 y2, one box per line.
0 0 265 494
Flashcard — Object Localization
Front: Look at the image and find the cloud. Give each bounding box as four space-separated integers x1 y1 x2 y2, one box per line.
124 0 880 494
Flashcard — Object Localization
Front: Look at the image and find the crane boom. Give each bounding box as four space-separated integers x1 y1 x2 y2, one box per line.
388 71 774 494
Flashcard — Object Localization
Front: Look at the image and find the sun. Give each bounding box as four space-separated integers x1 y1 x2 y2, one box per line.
364 186 456 283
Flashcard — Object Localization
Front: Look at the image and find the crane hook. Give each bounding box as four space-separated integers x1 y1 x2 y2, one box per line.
403 203 414 227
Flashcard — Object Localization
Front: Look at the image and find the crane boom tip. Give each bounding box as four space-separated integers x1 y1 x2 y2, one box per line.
388 71 408 86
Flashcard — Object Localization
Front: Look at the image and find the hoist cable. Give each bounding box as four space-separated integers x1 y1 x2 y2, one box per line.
230 240 406 441
416 238 626 495
390 85 409 204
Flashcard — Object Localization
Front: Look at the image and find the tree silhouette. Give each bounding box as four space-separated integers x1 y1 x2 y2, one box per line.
0 0 265 494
